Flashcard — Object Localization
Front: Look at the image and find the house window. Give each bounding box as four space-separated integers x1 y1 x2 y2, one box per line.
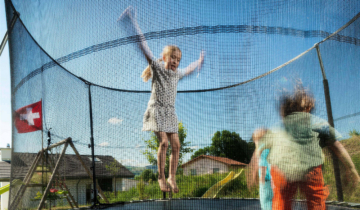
191 169 197 176
88 157 102 162
213 168 219 173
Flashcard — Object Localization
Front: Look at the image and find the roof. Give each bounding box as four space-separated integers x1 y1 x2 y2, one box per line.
0 161 11 181
181 155 247 168
10 153 134 180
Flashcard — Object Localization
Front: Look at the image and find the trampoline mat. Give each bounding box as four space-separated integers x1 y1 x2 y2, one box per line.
97 199 358 210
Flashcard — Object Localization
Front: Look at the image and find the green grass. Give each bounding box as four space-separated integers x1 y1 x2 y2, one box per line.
99 137 359 204
216 170 259 198
99 169 258 203
323 136 360 203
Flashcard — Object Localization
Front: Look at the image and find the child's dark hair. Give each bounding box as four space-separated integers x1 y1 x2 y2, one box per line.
279 83 315 117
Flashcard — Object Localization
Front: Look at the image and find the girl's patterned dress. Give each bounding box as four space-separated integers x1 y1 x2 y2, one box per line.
142 60 185 133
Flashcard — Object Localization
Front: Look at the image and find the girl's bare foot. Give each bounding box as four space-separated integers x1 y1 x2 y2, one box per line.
167 177 179 193
158 178 170 192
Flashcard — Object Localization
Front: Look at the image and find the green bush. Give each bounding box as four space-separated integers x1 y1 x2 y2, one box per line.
135 169 157 182
103 171 262 203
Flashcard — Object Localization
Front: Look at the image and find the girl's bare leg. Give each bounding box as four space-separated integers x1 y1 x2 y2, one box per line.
167 133 180 193
155 132 170 192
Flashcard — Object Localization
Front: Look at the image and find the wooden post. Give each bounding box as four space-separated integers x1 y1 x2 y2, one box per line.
37 142 68 210
68 141 109 203
42 138 71 152
9 138 71 210
62 183 77 208
45 151 78 208
9 152 42 210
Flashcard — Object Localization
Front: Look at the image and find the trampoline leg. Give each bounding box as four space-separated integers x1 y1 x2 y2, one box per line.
163 191 166 199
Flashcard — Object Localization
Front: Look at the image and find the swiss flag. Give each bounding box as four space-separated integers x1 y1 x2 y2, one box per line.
14 100 42 133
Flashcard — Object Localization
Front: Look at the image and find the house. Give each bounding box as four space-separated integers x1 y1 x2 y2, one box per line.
3 151 136 209
181 155 247 176
0 145 11 210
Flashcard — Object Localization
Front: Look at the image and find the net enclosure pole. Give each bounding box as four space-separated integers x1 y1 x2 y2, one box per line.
315 44 344 202
0 10 19 56
87 84 100 206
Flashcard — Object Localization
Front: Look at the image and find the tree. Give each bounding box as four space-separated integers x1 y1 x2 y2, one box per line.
349 129 360 137
191 147 211 159
191 130 254 164
135 169 157 182
142 122 194 176
105 159 122 195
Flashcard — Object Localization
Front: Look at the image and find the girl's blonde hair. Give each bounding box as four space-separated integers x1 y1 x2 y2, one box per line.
141 45 181 82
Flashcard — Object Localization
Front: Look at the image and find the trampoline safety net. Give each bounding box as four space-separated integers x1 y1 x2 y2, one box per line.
4 0 360 209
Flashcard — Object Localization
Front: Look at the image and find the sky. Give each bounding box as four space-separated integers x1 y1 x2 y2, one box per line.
0 0 11 149
1 0 360 167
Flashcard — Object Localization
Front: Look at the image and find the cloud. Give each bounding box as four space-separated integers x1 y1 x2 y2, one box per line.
98 142 109 147
108 117 123 125
135 144 145 148
189 146 198 149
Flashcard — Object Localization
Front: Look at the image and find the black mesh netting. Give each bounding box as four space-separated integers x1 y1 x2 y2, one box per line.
4 0 360 209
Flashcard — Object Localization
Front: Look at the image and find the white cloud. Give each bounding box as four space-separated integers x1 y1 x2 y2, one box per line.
135 144 145 148
98 142 109 147
108 117 123 125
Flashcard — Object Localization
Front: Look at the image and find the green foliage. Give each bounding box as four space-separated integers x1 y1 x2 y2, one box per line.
349 129 360 137
191 130 255 164
105 159 122 176
192 187 209 197
137 179 146 200
216 170 258 198
322 147 360 203
142 122 194 176
102 170 259 202
135 169 157 182
191 147 211 159
33 189 68 201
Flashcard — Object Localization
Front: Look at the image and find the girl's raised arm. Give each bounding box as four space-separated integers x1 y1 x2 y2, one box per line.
119 6 153 64
182 50 205 76
246 128 268 189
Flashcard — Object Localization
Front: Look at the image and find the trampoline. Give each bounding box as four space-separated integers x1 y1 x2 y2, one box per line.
3 0 360 209
79 199 360 210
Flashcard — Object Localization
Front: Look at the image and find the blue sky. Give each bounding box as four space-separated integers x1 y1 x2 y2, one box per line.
0 0 11 148
2 0 360 167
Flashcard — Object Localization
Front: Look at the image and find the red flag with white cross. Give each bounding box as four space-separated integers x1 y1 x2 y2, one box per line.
14 100 42 133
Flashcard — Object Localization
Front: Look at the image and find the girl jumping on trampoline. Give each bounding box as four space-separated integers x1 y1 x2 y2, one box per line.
119 6 205 193
249 84 360 210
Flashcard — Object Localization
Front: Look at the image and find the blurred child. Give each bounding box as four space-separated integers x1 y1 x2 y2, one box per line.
119 6 205 193
255 85 360 210
248 128 273 210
